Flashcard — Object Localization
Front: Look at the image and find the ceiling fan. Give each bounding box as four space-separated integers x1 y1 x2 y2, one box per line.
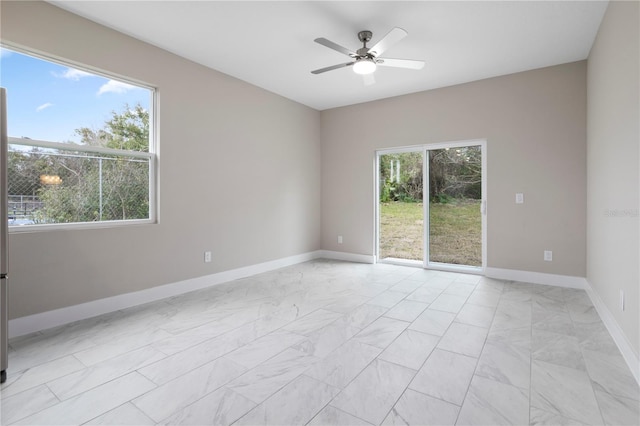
311 27 425 80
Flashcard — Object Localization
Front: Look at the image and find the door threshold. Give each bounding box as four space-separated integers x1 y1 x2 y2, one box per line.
427 262 484 275
379 257 423 268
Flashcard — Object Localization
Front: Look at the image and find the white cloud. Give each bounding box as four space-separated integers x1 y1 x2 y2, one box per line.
54 68 92 81
36 103 54 112
97 80 136 95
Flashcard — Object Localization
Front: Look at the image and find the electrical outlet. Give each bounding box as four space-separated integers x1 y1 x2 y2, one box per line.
620 290 625 311
516 193 524 204
204 251 212 263
544 250 552 261
338 235 343 244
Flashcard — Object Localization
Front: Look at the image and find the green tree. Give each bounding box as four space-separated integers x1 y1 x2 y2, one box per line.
429 147 481 202
8 149 44 197
379 152 423 202
34 103 150 223
379 148 481 204
76 104 149 152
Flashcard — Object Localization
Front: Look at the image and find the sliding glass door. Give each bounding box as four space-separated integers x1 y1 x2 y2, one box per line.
377 140 485 272
427 144 483 269
377 150 424 265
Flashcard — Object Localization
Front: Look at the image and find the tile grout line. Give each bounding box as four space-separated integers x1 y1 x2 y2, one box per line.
343 276 471 424
568 292 608 425
2 382 62 425
451 279 502 425
4 262 633 426
528 293 534 426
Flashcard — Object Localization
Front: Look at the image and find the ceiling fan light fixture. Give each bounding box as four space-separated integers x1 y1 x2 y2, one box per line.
353 58 376 75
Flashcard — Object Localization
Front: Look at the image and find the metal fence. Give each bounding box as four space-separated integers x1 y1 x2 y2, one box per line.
8 139 151 226
8 195 43 220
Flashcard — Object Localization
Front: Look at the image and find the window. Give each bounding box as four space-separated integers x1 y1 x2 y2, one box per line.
1 46 156 229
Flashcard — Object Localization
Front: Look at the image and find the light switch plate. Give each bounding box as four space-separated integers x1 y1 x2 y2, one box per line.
516 193 524 204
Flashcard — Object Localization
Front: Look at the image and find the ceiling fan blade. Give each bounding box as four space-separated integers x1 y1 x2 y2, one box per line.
311 62 354 74
376 58 425 70
314 38 356 57
363 73 375 86
368 27 407 57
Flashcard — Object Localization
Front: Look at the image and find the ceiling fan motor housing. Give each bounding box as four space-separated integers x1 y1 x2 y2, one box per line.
357 31 375 58
358 30 373 44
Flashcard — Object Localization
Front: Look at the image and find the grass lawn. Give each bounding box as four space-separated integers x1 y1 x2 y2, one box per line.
379 199 481 266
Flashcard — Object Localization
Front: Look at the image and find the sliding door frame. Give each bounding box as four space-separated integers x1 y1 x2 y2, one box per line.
375 139 487 274
423 139 487 274
375 145 425 267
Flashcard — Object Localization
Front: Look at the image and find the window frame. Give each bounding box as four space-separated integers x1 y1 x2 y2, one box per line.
2 44 158 233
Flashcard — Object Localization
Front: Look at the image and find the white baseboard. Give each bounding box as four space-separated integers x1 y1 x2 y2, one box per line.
485 268 639 385
9 250 322 338
11 253 638 387
584 280 640 385
485 267 587 289
4 260 583 338
317 250 375 264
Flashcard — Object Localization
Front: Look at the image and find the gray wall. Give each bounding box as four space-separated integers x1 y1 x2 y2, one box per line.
321 62 587 277
5 1 635 362
587 1 639 355
1 1 322 319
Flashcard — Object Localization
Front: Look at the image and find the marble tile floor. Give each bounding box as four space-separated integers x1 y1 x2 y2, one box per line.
1 260 638 425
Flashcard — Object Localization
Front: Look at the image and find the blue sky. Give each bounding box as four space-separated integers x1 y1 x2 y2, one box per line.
0 47 151 143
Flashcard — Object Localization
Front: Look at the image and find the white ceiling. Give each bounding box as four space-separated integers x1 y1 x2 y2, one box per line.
49 1 608 111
